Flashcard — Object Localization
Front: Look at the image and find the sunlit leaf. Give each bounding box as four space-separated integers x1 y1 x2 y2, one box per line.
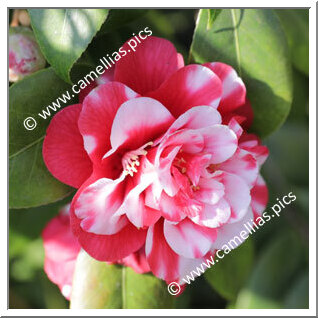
29 9 109 83
70 250 174 309
190 9 293 137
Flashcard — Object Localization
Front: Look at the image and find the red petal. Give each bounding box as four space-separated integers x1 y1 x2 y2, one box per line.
115 36 181 95
70 174 147 262
120 247 150 274
43 104 93 188
79 68 115 103
251 175 268 218
79 81 98 104
78 82 139 165
239 133 269 166
145 219 215 283
145 219 180 282
148 65 222 118
204 62 246 113
163 218 217 258
42 205 80 300
222 99 254 130
107 97 174 153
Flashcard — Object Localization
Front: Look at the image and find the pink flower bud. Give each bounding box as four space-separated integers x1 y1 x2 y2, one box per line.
9 27 46 82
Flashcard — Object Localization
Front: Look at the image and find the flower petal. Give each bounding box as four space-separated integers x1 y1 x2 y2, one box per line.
164 218 217 258
145 219 181 282
227 117 243 139
79 68 114 103
107 97 174 154
42 205 80 300
195 178 225 206
70 175 147 262
210 208 254 250
115 36 181 95
120 247 150 274
200 125 238 164
42 205 80 261
116 157 161 228
148 65 222 117
191 199 231 228
204 62 246 113
239 133 269 166
43 104 93 188
219 148 258 188
145 220 214 283
251 175 268 218
166 106 222 133
74 175 128 235
78 82 139 165
157 191 187 222
213 171 251 223
222 99 254 130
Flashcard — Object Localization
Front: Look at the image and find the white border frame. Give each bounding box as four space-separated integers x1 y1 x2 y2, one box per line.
3 1 316 316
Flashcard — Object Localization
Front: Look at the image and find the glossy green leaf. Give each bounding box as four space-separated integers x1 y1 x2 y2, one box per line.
234 231 304 308
204 238 253 301
275 9 309 75
70 250 174 309
190 9 293 138
29 9 109 83
9 68 74 208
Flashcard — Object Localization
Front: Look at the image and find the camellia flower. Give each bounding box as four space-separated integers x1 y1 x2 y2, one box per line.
42 204 149 299
9 27 46 82
43 36 268 284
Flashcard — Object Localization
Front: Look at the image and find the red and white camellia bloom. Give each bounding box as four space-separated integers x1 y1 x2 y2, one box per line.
43 36 268 285
42 204 149 299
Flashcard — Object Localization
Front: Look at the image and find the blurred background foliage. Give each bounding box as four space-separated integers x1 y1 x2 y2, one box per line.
9 8 309 309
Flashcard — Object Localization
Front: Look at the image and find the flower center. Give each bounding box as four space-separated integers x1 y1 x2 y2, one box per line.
122 141 153 176
173 152 200 192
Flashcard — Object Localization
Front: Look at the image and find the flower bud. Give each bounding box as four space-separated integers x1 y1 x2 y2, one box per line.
9 27 46 82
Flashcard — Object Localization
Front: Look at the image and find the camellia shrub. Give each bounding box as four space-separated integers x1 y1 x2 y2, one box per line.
9 8 309 310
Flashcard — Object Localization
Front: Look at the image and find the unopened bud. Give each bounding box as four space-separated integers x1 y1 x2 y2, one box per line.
9 27 46 82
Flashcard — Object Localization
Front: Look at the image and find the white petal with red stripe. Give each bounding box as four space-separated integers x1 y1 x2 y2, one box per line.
164 218 217 258
213 171 251 223
74 176 128 235
200 125 238 164
204 62 246 113
219 148 258 188
251 175 268 217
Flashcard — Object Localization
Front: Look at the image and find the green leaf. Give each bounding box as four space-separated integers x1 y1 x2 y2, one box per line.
204 238 253 301
207 9 222 30
287 68 309 123
275 9 309 76
99 9 148 33
9 68 74 208
190 9 293 138
70 250 174 309
29 9 109 83
234 231 304 308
